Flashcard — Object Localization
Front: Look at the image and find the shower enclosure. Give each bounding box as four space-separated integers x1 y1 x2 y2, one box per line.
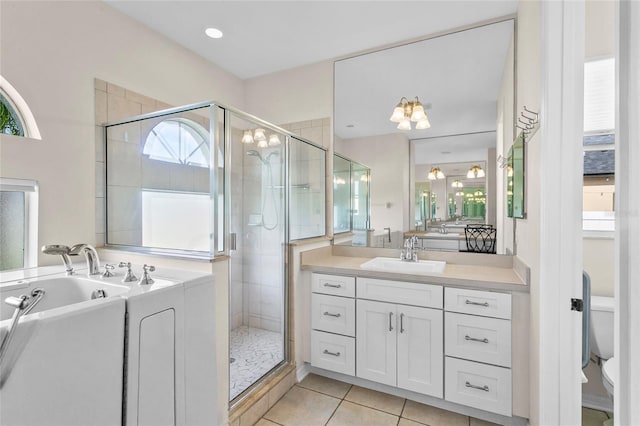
103 101 326 406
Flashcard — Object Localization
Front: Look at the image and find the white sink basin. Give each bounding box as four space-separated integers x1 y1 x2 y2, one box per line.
423 232 461 238
360 257 446 275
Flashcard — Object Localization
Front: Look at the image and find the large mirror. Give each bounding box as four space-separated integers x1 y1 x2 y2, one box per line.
334 18 515 254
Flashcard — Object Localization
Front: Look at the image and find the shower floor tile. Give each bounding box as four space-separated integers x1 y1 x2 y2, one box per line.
230 325 283 400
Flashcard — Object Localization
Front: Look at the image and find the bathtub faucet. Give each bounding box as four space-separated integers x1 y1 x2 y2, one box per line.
69 244 101 275
41 244 74 275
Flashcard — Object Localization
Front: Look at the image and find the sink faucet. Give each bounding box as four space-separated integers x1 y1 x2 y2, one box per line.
440 224 448 234
401 235 419 262
41 245 75 275
69 244 101 275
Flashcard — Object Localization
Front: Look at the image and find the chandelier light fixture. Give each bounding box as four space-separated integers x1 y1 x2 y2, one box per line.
427 167 445 180
451 180 464 188
241 128 281 148
389 96 431 130
467 165 486 178
455 191 464 197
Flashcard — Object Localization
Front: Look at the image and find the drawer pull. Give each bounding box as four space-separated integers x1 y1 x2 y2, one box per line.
389 312 394 332
400 313 405 333
465 381 490 392
323 349 341 357
465 299 489 307
323 283 342 288
465 335 489 344
323 311 342 318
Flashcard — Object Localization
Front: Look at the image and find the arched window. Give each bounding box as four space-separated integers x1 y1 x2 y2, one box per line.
143 118 209 167
0 75 41 139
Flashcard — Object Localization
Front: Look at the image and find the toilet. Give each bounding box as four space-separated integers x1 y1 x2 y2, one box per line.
590 295 616 399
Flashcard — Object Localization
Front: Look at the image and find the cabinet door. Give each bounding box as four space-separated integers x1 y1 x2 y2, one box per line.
397 305 443 398
356 299 396 386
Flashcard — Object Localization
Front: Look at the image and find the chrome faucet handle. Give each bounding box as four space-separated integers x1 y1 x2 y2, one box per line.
102 263 115 278
138 264 155 285
118 262 138 283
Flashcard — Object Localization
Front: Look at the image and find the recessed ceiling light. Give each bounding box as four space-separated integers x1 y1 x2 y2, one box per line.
346 124 355 128
205 28 223 39
441 151 451 154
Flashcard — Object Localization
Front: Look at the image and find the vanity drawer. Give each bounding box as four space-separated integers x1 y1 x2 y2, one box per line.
445 312 511 367
445 357 512 416
445 287 511 319
312 273 356 298
311 330 355 376
357 277 443 309
311 294 356 336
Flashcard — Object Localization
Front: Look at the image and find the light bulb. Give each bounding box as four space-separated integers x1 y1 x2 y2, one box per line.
389 102 405 122
241 130 254 144
397 117 411 130
254 128 266 142
416 117 431 129
410 102 427 122
257 139 268 148
268 134 281 146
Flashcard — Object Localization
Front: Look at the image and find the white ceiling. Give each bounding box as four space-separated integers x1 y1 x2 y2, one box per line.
104 1 516 166
104 1 518 80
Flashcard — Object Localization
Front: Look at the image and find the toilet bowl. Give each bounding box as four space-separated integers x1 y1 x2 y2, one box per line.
590 295 615 398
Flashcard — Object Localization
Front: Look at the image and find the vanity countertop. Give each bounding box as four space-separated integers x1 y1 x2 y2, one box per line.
301 246 529 293
404 231 465 240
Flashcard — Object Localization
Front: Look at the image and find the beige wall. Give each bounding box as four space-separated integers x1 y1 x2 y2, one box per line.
0 1 244 266
584 237 615 297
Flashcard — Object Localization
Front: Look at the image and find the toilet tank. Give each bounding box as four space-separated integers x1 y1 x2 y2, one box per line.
590 295 614 359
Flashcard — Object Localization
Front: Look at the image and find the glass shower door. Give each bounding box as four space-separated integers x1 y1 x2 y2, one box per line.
227 111 286 402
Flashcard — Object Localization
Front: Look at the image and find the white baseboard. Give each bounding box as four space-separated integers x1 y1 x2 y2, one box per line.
583 392 613 412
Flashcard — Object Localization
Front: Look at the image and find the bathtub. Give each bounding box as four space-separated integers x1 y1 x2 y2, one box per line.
0 264 219 426
0 274 126 426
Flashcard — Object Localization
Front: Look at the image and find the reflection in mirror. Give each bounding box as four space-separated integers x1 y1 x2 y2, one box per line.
333 153 371 242
507 132 525 218
334 19 514 254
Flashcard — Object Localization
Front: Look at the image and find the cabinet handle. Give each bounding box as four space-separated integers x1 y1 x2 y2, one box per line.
323 311 341 318
400 313 405 333
389 312 394 332
323 349 341 357
323 283 342 288
465 335 489 344
465 381 489 392
465 299 489 307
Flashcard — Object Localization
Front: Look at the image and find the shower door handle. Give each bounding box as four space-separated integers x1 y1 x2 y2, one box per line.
230 233 237 251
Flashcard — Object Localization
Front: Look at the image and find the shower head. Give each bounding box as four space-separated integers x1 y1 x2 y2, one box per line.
246 150 263 162
265 151 280 162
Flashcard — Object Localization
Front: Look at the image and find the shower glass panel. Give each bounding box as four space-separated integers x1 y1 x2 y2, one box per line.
351 162 370 232
228 112 286 401
289 137 326 240
105 105 222 256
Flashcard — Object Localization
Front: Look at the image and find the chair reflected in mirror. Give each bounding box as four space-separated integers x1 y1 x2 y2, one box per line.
462 225 496 254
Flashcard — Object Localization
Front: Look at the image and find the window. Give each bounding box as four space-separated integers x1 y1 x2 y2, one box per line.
0 92 25 136
0 179 38 271
583 58 615 233
0 75 41 139
143 118 209 167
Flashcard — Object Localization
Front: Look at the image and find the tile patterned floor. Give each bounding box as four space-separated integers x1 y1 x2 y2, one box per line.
258 374 500 426
255 373 614 426
230 326 284 400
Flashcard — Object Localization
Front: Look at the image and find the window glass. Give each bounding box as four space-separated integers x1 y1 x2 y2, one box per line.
143 118 209 167
0 92 25 136
583 58 615 232
0 191 26 270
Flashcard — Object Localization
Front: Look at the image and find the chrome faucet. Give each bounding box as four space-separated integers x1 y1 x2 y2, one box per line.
401 235 419 262
440 224 448 234
41 245 74 275
69 243 101 275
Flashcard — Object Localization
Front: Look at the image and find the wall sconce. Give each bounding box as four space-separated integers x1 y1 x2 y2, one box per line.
428 167 445 180
451 180 464 188
467 165 485 178
242 128 281 148
389 96 431 130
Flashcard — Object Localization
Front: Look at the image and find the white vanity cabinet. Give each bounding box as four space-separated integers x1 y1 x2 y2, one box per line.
356 298 443 397
444 287 513 416
310 273 357 375
356 277 444 397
